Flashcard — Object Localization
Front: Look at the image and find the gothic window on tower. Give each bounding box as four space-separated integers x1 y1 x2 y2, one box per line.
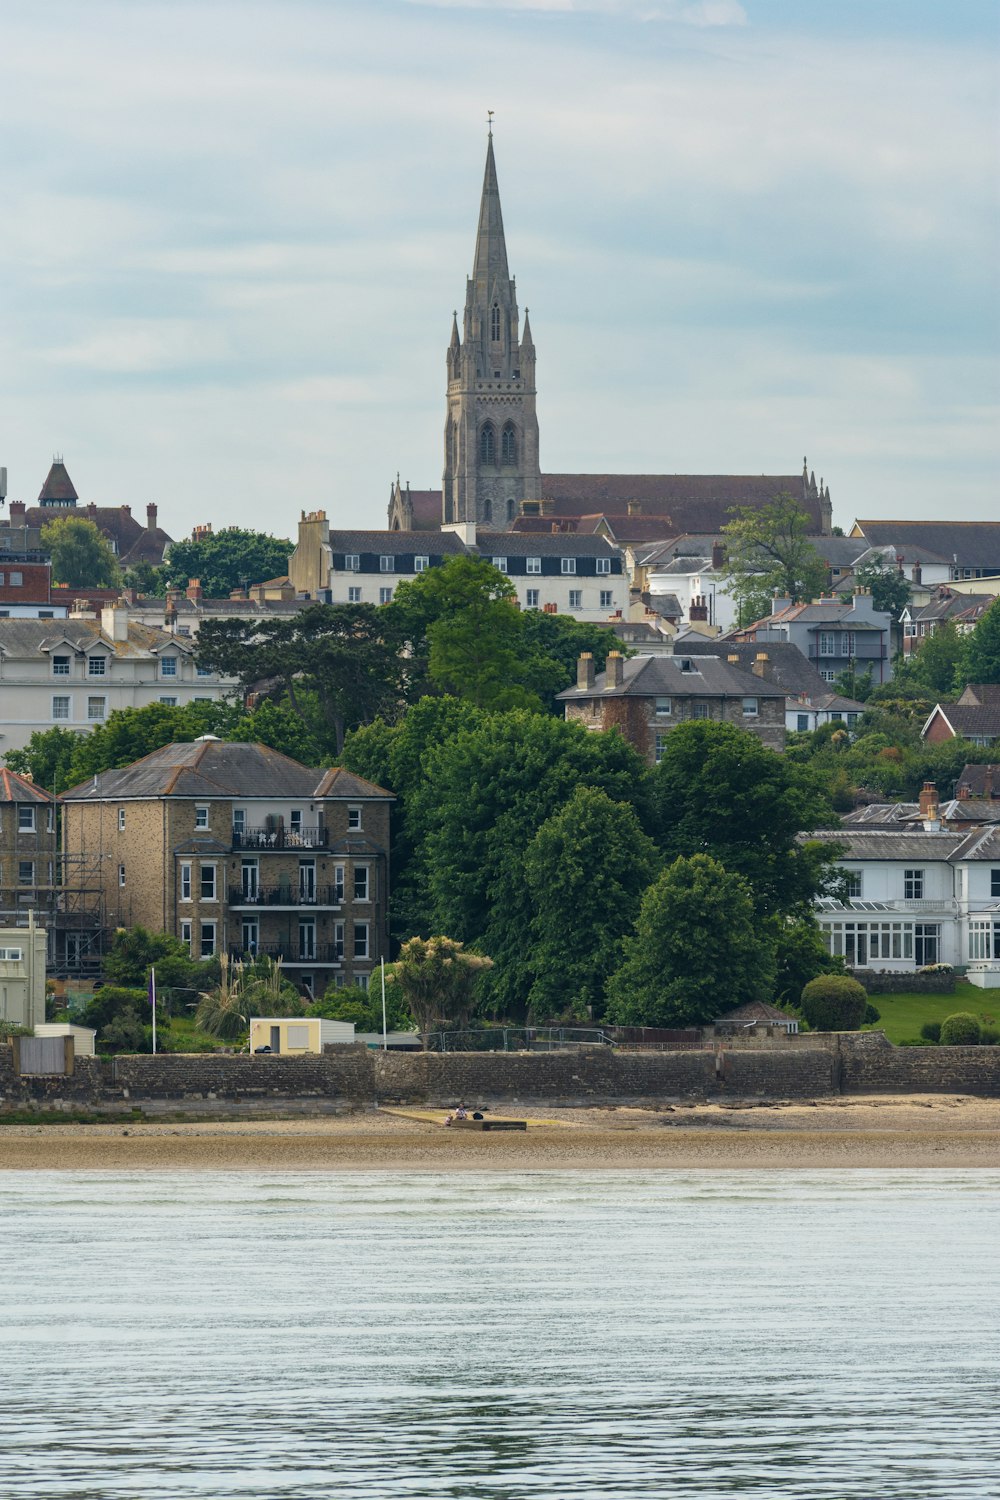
480 424 496 465
501 424 517 466
491 304 501 342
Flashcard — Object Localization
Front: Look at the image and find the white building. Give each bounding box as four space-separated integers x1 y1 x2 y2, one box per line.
0 918 47 1030
0 610 238 754
812 811 1000 988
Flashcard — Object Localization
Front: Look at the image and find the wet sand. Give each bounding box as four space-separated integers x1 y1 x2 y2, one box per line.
1 1095 999 1170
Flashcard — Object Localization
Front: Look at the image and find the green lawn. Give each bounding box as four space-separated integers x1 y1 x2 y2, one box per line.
862 980 998 1044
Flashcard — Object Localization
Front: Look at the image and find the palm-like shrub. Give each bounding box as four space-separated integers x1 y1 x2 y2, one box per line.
387 936 493 1042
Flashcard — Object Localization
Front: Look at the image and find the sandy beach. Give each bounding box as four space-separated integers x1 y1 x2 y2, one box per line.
1 1094 999 1170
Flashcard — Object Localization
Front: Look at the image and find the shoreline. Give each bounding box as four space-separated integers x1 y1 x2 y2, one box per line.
2 1096 999 1171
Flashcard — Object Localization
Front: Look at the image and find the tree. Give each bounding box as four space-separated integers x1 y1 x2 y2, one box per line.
63 701 230 787
163 527 293 597
103 926 204 994
195 603 408 756
605 855 775 1027
518 611 622 713
40 516 121 588
387 936 493 1043
523 786 660 1022
798 974 867 1031
852 555 911 651
419 710 652 1017
122 560 168 596
650 721 837 917
4 726 83 794
721 494 828 627
910 621 967 697
195 955 303 1040
772 918 842 1009
961 598 1000 686
311 982 411 1032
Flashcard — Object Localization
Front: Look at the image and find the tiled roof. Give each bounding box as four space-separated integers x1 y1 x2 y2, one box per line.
0 618 198 659
915 589 994 624
539 474 827 532
955 764 999 797
677 639 863 707
38 461 78 504
61 740 392 802
557 652 785 703
312 767 394 801
0 768 54 805
853 520 1000 571
924 704 1000 740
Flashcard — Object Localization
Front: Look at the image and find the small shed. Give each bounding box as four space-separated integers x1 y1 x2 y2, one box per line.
34 1023 98 1057
249 1016 355 1055
713 1001 799 1035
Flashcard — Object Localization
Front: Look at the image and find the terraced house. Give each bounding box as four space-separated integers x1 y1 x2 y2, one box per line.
59 739 393 998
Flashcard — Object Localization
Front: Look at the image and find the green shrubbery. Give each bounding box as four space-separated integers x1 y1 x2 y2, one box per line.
939 1012 982 1045
920 1021 942 1043
798 974 868 1031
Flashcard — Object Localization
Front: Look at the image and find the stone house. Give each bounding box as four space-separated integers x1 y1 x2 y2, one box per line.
557 651 786 762
59 739 394 998
674 638 866 733
0 770 58 958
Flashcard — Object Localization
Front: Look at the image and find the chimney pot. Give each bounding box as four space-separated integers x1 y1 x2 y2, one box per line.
10 500 26 522
918 780 939 819
606 651 624 688
186 578 203 602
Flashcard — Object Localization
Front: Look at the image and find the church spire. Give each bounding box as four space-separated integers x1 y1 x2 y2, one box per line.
471 133 510 301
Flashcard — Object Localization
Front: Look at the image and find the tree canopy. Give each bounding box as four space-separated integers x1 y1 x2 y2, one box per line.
962 598 1000 686
605 855 776 1027
163 527 293 596
721 493 828 627
40 515 121 588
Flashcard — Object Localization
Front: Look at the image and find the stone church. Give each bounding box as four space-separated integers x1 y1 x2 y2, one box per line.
387 135 832 542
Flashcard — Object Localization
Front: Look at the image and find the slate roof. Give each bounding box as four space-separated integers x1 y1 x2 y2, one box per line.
61 740 394 803
329 529 470 557
915 589 995 624
557 652 785 703
841 804 921 827
923 703 1000 741
0 768 54 805
955 764 999 797
476 531 621 558
38 461 79 504
808 829 967 860
0 618 196 659
675 639 865 710
538 474 827 533
852 521 1000 572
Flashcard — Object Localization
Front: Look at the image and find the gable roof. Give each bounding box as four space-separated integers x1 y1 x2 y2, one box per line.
676 639 865 709
922 702 1000 742
955 764 999 797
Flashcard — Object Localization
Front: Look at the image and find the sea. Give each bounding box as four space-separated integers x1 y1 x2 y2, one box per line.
2 1169 998 1499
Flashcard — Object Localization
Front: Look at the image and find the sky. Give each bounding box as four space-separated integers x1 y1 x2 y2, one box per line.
1 0 998 542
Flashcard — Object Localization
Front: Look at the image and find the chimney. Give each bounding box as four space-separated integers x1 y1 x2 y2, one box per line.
100 604 129 643
711 543 724 570
605 651 624 688
230 587 247 601
186 578 203 602
956 782 970 802
986 766 996 799
120 504 131 518
918 781 939 821
727 653 740 663
627 500 640 517
752 652 769 679
10 500 25 523
577 653 595 691
147 503 157 531
912 562 922 586
689 595 708 622
87 502 98 520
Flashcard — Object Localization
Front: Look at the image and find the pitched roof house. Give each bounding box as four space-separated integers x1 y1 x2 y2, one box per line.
922 686 1000 748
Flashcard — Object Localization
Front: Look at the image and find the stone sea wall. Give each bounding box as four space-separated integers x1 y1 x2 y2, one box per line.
2 1035 998 1114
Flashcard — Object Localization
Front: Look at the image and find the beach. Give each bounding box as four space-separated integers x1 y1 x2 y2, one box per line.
2 1094 999 1170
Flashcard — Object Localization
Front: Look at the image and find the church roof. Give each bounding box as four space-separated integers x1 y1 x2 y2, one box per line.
38 460 78 504
539 474 827 533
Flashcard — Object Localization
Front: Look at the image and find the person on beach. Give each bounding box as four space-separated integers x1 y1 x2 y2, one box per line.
454 1104 468 1120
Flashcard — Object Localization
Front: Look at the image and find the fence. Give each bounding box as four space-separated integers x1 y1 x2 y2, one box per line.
422 1027 613 1053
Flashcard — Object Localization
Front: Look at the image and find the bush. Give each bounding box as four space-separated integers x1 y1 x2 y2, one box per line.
939 1012 982 1046
920 1021 942 1043
799 974 868 1031
99 1007 149 1053
78 986 151 1033
863 1002 881 1026
980 1027 999 1046
311 983 412 1033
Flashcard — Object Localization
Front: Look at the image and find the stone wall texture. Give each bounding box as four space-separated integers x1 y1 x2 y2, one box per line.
1 1035 997 1115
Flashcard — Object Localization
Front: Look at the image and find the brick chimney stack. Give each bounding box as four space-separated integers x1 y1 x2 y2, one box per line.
752 652 769 679
147 503 158 531
577 653 595 691
606 651 624 688
10 500 25 523
711 542 724 570
956 781 970 801
186 578 203 603
918 781 939 819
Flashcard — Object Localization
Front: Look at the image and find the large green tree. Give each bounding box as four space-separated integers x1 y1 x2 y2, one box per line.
605 855 775 1027
195 603 407 755
3 726 83 795
961 598 1000 686
419 711 652 1017
41 516 121 588
650 720 837 917
524 786 661 1022
852 555 911 650
163 527 293 596
721 493 828 626
63 701 230 787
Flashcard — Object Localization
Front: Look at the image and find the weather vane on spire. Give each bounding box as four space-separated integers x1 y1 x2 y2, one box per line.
487 109 494 137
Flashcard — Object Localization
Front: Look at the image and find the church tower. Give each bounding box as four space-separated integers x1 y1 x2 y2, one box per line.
442 132 541 528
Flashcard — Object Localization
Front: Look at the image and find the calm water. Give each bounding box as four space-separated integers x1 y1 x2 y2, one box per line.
2 1170 998 1499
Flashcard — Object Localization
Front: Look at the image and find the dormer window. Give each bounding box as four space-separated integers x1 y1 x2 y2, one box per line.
490 304 501 342
87 655 107 676
52 655 70 677
160 656 178 678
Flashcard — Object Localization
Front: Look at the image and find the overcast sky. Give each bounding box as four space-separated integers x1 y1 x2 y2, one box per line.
1 0 998 541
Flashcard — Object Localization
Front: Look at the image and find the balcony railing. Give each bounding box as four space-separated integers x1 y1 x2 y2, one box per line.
232 826 326 851
227 943 346 966
228 885 342 908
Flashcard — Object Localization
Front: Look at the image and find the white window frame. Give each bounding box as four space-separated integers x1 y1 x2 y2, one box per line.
118 808 126 831
353 922 370 961
333 864 345 903
180 863 192 901
87 655 107 676
347 807 362 831
345 553 360 572
526 557 541 575
904 868 925 900
333 921 345 961
348 586 362 603
379 586 393 605
414 556 430 573
194 805 210 829
159 696 178 707
596 557 611 575
492 557 509 574
379 555 395 573
52 654 71 677
654 697 672 717
599 590 613 610
119 864 126 888
199 921 216 958
353 865 369 902
200 863 217 901
180 920 192 954
18 860 34 886
526 589 540 609
87 696 107 722
818 632 836 657
18 806 35 832
159 656 178 678
52 695 70 722
196 664 213 678
742 697 759 717
561 557 577 575
654 732 669 765
568 590 583 611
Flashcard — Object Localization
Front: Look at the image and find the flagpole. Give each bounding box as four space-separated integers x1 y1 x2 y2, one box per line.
150 965 157 1055
380 957 387 1051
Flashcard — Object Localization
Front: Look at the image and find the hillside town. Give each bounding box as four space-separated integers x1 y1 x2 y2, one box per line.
1 134 999 1078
